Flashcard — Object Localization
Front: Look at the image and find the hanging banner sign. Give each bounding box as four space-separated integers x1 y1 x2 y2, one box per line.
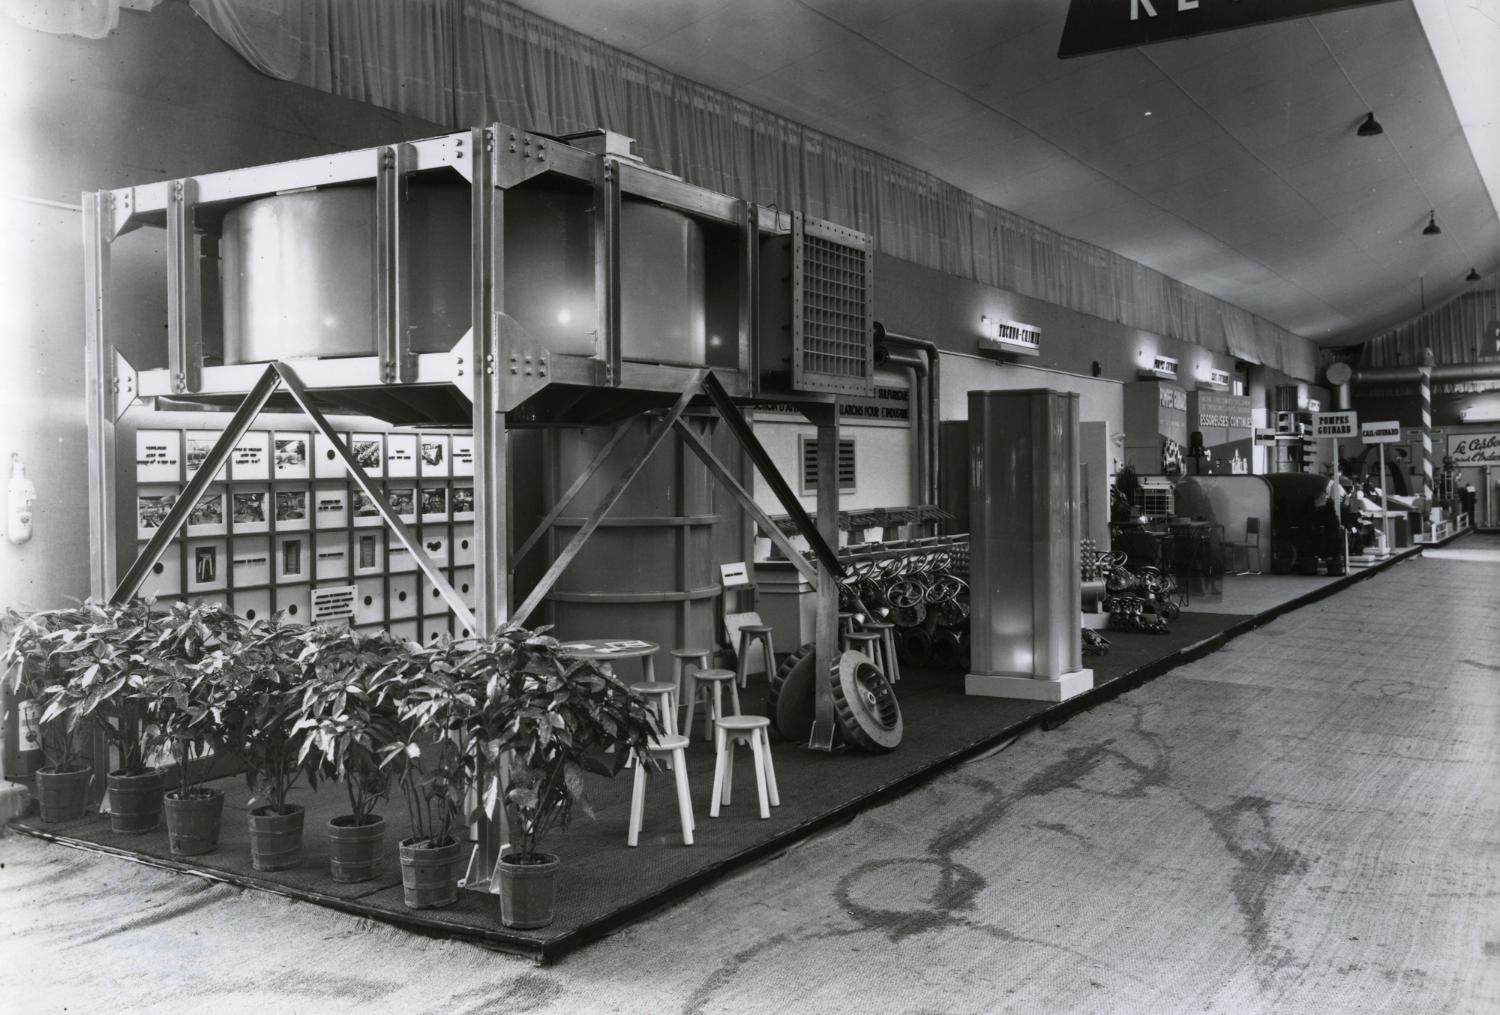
1057 0 1401 59
1314 411 1357 438
1360 421 1401 445
1447 431 1500 465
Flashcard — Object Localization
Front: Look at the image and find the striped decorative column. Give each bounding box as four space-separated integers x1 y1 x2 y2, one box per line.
1419 350 1433 532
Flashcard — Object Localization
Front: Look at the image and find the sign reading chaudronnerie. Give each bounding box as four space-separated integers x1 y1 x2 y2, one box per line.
1057 0 1401 59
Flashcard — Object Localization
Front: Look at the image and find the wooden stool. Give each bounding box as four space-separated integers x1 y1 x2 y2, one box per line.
627 734 694 847
735 625 776 689
629 682 679 737
670 647 712 727
860 621 902 684
837 612 857 637
709 716 780 819
841 630 882 658
683 667 740 742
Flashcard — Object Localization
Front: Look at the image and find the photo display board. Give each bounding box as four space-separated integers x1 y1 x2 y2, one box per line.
134 427 478 642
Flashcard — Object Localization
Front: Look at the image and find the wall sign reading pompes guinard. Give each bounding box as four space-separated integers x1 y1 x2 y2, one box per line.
1447 431 1500 465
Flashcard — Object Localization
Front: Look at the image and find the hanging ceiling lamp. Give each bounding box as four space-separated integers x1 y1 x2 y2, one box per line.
1356 112 1384 137
1422 211 1441 236
1467 267 1482 282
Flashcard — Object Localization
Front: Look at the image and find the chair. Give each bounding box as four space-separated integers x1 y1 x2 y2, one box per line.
1223 517 1262 574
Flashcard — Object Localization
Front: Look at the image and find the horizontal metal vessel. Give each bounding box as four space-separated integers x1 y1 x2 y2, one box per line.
221 181 707 366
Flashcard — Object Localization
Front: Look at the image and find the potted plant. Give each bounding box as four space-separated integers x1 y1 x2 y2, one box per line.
378 636 484 910
2 606 94 822
25 599 168 833
295 625 402 883
469 627 660 930
220 618 316 871
145 602 246 856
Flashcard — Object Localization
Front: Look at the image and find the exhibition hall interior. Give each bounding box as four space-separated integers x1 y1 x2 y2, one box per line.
1 0 1496 999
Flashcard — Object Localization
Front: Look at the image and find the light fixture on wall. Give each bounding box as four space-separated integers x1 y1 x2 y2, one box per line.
1467 267 1482 282
1422 211 1441 236
1460 407 1500 423
1356 112 1384 137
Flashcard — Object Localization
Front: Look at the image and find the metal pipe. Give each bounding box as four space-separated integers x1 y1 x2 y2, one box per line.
1351 363 1500 384
880 351 927 512
877 330 941 505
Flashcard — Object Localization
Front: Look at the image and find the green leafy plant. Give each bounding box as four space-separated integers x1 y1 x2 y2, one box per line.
2 605 92 773
467 628 660 864
294 625 402 825
377 637 482 849
219 619 317 814
141 602 247 800
5 599 165 776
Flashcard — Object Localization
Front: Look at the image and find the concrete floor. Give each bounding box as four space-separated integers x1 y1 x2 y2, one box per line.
3 547 1497 1013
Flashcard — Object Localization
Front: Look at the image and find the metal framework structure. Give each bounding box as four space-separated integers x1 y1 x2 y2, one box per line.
84 122 866 889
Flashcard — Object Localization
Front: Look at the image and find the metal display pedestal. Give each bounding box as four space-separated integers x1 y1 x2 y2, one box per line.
966 668 1095 702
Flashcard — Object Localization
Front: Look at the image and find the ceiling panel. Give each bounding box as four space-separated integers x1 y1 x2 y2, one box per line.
508 0 1500 345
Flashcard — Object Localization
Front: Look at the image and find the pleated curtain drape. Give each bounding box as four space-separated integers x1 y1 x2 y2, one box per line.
188 0 1319 380
1358 288 1500 369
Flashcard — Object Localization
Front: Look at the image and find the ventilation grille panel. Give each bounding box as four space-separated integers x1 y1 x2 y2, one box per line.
792 215 874 396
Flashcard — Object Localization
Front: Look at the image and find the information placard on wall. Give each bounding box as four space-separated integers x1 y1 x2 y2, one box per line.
312 585 358 623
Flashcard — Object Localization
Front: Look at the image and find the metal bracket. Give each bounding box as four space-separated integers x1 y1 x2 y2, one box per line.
111 350 139 423
807 721 838 752
416 330 471 397
490 126 558 189
166 177 202 395
498 316 554 413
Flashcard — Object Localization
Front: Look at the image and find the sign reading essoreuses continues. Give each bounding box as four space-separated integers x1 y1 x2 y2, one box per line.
1057 0 1402 59
1313 411 1357 438
1360 420 1401 445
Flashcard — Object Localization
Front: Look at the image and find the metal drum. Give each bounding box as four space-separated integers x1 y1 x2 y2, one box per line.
221 181 707 366
543 417 740 669
221 183 471 363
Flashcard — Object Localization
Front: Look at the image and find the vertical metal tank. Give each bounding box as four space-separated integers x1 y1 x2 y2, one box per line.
543 417 742 669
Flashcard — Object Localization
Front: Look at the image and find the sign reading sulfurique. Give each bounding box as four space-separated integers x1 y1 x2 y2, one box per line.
1057 0 1402 59
1448 432 1500 465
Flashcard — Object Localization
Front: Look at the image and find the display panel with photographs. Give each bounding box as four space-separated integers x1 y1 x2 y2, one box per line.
186 488 228 537
452 486 474 521
186 540 227 593
420 435 449 477
351 434 384 478
274 489 309 531
136 488 177 540
276 535 307 583
274 433 310 480
389 487 416 523
420 486 448 523
184 430 228 481
231 490 270 534
353 532 385 575
352 489 382 527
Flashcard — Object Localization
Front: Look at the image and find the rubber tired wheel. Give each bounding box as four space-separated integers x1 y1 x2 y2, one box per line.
830 650 903 752
766 642 818 742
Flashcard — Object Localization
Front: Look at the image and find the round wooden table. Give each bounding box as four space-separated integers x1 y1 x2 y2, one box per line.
557 639 660 683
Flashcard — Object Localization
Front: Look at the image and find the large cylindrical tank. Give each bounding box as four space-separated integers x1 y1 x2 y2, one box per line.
542 417 741 671
220 180 707 366
221 183 471 362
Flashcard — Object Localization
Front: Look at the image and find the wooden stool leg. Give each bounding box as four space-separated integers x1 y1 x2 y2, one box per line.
763 632 776 680
760 729 781 807
683 676 698 742
672 747 694 846
709 682 722 739
709 727 727 818
722 737 736 807
642 654 656 684
627 757 647 846
883 629 901 683
727 677 741 717
735 630 752 688
748 731 770 819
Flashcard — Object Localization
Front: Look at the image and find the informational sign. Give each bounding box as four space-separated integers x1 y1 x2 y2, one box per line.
977 317 1042 357
1448 431 1500 465
1253 428 1278 445
136 431 182 483
1207 367 1232 389
1057 0 1400 59
231 432 270 481
1157 383 1186 411
1194 391 1253 429
1360 420 1402 445
720 561 751 589
1314 411 1357 438
311 584 357 623
1306 398 1322 413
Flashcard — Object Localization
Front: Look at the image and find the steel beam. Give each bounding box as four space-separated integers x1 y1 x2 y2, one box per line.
512 417 638 568
375 143 416 385
699 372 845 578
166 177 202 395
111 365 282 604
511 375 703 626
808 404 841 752
671 419 818 584
595 157 622 387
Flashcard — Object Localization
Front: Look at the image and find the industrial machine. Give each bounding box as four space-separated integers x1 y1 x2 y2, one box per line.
83 123 891 885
